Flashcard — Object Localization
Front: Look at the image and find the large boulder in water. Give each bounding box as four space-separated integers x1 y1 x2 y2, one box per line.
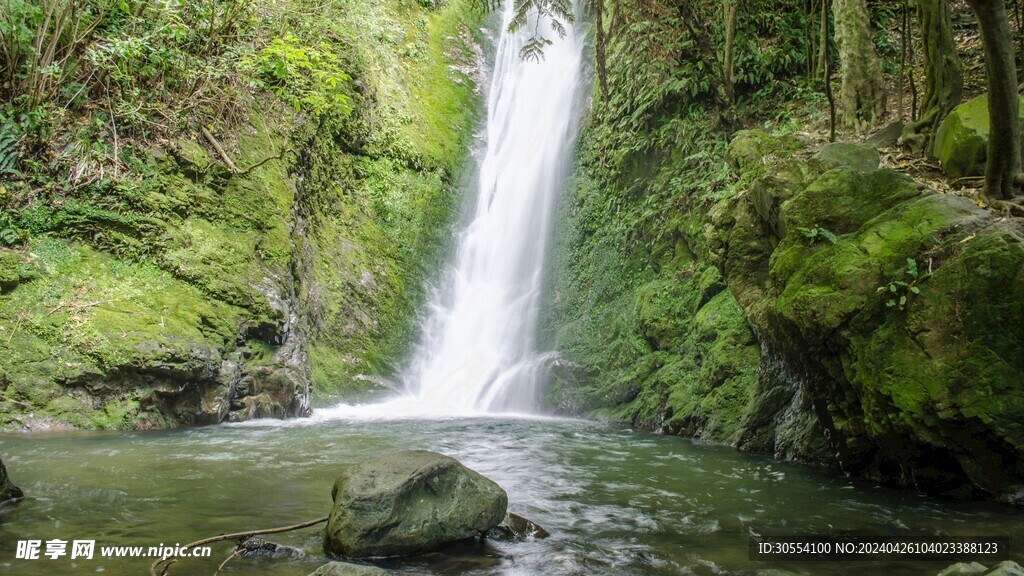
324 450 507 558
934 94 1024 178
0 458 23 503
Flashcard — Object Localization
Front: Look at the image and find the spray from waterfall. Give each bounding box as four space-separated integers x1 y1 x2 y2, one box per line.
322 0 585 418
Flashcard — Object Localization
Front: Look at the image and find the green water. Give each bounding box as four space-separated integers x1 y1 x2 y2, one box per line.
0 416 1020 575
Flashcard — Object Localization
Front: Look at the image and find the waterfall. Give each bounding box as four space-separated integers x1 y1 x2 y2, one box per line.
325 0 586 417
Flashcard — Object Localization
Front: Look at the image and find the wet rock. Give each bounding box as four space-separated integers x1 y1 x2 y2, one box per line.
485 512 550 541
938 562 989 576
983 562 1024 576
935 94 1024 178
0 458 23 503
235 537 304 559
324 450 507 558
307 561 388 576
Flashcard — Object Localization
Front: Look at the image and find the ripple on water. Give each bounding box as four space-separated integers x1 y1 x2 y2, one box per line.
0 418 1022 576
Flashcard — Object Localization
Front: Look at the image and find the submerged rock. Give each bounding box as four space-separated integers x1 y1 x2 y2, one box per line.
0 458 23 503
235 537 304 559
324 450 507 558
307 561 388 576
485 512 550 541
935 94 1024 178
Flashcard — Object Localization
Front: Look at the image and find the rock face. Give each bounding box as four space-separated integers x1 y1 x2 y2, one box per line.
935 94 1024 178
711 131 1024 502
0 458 23 503
0 3 484 430
324 450 508 558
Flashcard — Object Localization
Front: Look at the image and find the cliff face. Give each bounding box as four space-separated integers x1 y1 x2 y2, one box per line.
711 132 1024 502
0 0 483 430
547 124 1024 502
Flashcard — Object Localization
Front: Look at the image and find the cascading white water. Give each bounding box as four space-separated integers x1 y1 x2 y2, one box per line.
324 0 585 418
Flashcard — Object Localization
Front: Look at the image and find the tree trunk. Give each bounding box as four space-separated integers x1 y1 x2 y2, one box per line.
595 0 609 105
901 0 963 155
832 0 886 131
818 0 828 78
723 0 738 103
966 0 1021 200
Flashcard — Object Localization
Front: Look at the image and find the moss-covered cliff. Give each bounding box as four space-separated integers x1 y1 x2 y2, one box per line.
543 0 1023 503
0 0 483 429
712 132 1024 502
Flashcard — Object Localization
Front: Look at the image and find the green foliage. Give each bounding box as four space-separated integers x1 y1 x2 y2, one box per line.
507 0 574 61
0 124 21 177
796 225 838 246
878 258 924 310
242 35 353 117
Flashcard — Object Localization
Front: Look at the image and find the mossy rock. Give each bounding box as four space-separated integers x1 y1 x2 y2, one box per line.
810 142 879 173
0 250 39 293
718 130 1024 502
324 450 507 558
934 94 1024 178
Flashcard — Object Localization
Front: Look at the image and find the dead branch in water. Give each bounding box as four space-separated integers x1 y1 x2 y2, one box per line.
148 515 329 576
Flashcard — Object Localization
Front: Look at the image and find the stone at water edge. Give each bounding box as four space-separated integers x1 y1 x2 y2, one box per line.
307 561 388 576
485 512 550 541
938 562 989 576
0 458 23 503
324 450 508 558
982 562 1024 576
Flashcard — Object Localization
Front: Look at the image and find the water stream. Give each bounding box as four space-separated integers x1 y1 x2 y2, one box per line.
355 0 584 416
2 418 1021 576
1 3 1021 576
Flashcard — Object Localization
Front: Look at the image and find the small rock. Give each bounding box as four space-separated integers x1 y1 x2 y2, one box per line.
810 142 880 173
866 121 905 148
938 562 988 576
984 561 1024 576
485 512 550 541
307 561 388 576
0 458 23 503
235 537 304 559
324 450 507 558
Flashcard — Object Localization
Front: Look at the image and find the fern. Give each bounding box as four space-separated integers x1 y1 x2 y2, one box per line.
0 127 20 177
796 225 838 246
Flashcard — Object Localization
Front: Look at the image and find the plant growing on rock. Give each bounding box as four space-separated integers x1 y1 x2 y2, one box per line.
796 225 838 246
878 258 924 310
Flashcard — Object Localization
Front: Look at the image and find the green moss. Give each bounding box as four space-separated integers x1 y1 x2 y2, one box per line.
934 94 1024 178
717 129 1024 498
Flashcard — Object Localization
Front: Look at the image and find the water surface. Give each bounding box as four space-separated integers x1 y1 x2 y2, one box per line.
1 417 1020 575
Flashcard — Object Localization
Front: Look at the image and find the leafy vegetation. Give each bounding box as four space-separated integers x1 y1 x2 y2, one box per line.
796 225 839 246
878 257 924 310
